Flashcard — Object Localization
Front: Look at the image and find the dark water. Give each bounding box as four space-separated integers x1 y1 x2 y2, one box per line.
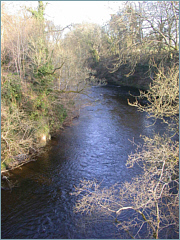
1 85 167 239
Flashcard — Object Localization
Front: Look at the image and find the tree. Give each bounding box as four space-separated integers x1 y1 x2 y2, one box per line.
128 61 179 133
1 2 71 170
100 1 179 75
27 1 46 22
1 3 33 79
55 23 103 93
142 1 179 52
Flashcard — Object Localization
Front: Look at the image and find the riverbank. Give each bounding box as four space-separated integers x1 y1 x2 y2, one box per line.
1 72 82 174
1 108 80 175
92 60 152 90
91 51 179 91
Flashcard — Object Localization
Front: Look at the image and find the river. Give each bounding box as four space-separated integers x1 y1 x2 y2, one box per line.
1 85 167 239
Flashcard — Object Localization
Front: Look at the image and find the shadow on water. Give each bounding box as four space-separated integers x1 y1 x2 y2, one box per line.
1 85 171 239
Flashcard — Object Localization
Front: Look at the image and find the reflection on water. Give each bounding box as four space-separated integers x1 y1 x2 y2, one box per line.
1 85 167 239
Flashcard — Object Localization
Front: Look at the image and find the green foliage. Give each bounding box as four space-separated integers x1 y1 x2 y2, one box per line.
35 65 54 90
1 162 7 171
90 49 100 64
27 1 46 22
49 103 67 131
1 72 69 169
37 63 54 77
1 74 22 105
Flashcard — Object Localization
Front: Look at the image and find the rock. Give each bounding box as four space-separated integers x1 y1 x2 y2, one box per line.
13 154 28 162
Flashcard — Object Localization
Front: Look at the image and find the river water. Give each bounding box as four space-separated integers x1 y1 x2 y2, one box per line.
1 85 167 239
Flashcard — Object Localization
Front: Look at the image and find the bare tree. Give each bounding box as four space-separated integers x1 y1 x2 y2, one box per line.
101 1 179 75
128 61 179 133
72 132 179 238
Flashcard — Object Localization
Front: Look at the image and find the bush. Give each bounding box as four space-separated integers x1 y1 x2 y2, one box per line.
1 73 22 105
1 104 36 168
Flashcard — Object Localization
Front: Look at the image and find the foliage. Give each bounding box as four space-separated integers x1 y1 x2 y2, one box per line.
128 62 179 133
27 1 46 22
1 1 77 170
1 74 22 105
1 71 69 169
1 104 36 169
95 1 179 77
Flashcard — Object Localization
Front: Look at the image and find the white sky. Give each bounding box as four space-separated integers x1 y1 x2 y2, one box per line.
2 1 125 27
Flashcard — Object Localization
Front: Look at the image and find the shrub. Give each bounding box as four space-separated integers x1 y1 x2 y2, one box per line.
1 73 22 105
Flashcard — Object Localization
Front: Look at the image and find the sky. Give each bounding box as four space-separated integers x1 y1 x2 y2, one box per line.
2 1 125 27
